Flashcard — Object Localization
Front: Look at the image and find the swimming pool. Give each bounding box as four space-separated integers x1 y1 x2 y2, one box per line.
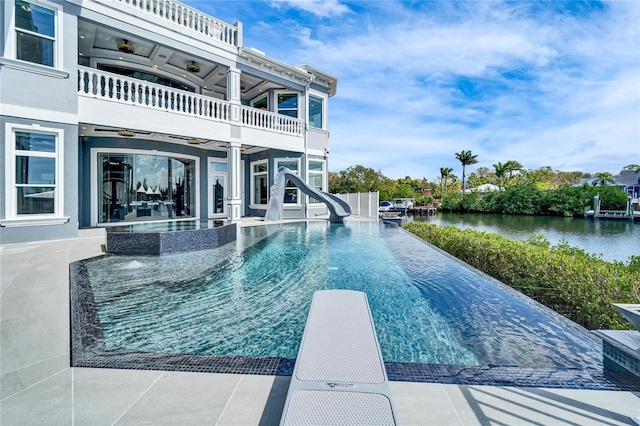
77 220 604 373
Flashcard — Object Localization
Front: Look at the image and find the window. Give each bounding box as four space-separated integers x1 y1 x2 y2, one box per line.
14 0 56 67
277 93 298 118
309 95 324 129
209 160 228 216
251 160 268 205
251 95 268 111
308 160 325 204
276 159 300 205
98 153 196 223
4 124 63 221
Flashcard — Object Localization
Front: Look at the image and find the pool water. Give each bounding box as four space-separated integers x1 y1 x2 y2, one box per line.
87 221 601 369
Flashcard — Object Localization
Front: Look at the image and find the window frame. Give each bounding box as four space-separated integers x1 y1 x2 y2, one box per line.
307 159 326 204
275 91 299 118
308 93 327 130
90 148 200 226
2 123 67 227
275 158 301 206
5 0 64 71
249 159 269 208
208 157 228 218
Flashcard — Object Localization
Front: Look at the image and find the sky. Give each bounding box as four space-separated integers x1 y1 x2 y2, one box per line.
183 0 640 180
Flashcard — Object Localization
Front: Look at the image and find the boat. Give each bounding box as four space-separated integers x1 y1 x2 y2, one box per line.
379 211 403 224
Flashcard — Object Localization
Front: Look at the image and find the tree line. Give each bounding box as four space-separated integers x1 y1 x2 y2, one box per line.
328 152 638 215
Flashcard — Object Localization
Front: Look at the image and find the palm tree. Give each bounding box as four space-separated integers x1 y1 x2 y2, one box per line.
439 167 453 196
504 160 523 181
455 150 479 194
592 172 616 186
493 162 507 189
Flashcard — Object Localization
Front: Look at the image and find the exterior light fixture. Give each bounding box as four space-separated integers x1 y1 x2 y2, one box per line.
186 61 200 73
187 138 202 145
117 129 136 137
117 39 135 54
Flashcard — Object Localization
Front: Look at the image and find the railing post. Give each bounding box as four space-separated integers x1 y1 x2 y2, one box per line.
235 21 243 48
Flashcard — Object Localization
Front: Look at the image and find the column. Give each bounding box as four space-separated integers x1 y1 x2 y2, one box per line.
226 68 241 123
227 142 242 222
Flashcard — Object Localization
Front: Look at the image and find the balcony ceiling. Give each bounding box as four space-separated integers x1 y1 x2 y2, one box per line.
79 124 265 154
78 19 287 101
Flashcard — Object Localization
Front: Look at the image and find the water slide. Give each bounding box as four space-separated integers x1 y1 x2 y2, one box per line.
265 167 352 223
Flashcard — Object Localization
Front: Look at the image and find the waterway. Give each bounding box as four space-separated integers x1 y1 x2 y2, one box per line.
409 213 640 264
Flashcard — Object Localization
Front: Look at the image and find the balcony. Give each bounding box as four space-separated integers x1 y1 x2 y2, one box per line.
78 66 304 138
93 0 241 50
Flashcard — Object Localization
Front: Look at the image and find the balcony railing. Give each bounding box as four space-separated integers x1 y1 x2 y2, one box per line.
100 0 240 48
78 66 231 122
77 66 303 136
240 106 303 136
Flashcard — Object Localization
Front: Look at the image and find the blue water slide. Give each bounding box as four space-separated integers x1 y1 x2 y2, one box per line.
265 167 351 222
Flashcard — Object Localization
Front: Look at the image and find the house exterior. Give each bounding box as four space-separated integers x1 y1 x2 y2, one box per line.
0 0 337 244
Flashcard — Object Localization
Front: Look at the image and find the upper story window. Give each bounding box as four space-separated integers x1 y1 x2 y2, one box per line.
251 95 268 111
14 0 56 67
308 95 324 129
277 93 298 118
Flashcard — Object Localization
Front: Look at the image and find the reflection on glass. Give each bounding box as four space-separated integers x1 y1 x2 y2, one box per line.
15 0 55 67
254 175 267 204
99 153 195 223
18 187 55 214
213 177 225 214
308 160 323 204
15 131 55 152
277 93 298 118
309 96 323 128
16 156 55 184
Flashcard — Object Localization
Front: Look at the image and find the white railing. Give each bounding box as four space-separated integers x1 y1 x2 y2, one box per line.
78 66 231 122
240 106 303 136
77 66 304 136
104 0 240 48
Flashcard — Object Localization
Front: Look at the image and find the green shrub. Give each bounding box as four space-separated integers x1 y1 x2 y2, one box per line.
404 222 640 330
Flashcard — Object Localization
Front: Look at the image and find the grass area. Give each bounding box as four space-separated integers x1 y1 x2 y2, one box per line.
404 222 640 330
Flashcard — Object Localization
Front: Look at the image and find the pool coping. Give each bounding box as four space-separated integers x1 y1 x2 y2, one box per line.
69 223 640 391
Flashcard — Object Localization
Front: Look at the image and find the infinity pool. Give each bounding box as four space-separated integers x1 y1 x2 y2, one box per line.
84 221 601 370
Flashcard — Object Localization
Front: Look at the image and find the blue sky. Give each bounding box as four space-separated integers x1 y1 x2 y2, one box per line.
184 0 639 180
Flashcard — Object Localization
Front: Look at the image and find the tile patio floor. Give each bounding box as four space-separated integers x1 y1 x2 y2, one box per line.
1 224 639 425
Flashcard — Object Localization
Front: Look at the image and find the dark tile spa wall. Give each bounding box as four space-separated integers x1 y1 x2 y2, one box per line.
105 222 237 255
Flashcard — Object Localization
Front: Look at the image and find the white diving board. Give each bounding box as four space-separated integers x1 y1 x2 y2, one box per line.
280 290 397 426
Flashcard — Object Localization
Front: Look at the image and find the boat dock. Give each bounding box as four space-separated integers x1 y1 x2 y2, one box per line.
407 204 437 216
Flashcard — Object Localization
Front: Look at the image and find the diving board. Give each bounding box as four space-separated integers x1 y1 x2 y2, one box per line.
280 290 396 426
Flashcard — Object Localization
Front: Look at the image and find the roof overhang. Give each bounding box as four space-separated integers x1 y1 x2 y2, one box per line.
238 47 312 87
295 65 337 97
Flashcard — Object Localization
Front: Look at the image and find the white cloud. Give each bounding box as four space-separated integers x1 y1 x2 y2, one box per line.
190 0 639 179
270 0 350 18
275 1 639 178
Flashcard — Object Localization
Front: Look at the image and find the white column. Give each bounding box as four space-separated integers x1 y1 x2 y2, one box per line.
227 142 242 222
226 68 241 123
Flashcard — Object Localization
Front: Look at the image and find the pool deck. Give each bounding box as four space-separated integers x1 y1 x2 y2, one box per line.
1 220 639 425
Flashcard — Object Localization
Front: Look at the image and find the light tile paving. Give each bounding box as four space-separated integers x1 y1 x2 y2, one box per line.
1 224 638 425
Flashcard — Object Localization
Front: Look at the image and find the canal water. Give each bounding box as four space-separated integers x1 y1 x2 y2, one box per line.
409 213 640 264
